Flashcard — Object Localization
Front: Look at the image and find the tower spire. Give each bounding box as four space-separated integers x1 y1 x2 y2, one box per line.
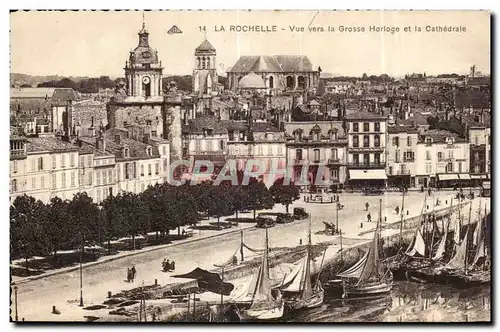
142 11 145 30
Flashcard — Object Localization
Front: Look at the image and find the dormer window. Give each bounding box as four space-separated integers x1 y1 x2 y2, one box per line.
206 129 214 136
123 147 130 158
425 137 433 145
446 137 455 145
146 146 153 156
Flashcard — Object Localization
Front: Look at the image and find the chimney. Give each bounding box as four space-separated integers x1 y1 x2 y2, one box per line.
480 109 484 124
143 133 150 144
114 134 121 145
91 116 94 128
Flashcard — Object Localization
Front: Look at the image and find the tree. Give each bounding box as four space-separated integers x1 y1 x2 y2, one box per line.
44 197 71 260
10 195 46 271
172 184 199 235
141 184 168 241
120 192 149 250
362 73 368 80
207 183 236 229
245 178 274 220
101 195 126 254
269 178 300 213
68 193 100 251
99 76 116 89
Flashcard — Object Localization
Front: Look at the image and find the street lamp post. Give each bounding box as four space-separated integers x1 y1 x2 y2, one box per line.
14 285 18 321
79 248 84 307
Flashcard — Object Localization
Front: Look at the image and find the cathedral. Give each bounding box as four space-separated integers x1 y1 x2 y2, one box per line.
106 20 182 161
227 55 321 93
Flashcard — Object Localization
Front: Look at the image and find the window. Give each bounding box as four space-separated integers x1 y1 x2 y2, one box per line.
296 149 303 160
141 165 144 176
163 159 168 171
146 147 153 156
363 123 370 132
123 148 130 158
13 160 17 173
448 150 454 159
458 162 463 173
88 172 93 186
330 169 339 180
331 148 338 160
258 145 263 155
353 153 359 165
52 174 56 189
353 123 359 132
407 137 412 146
353 136 359 147
103 171 107 185
96 171 101 185
80 156 85 167
374 135 380 147
12 179 17 192
277 145 283 155
392 137 399 147
405 151 415 162
426 151 431 160
374 122 381 132
71 171 76 187
108 170 113 183
31 177 35 189
363 135 370 148
425 138 432 146
61 155 66 168
395 150 400 163
141 183 145 192
155 163 159 175
425 163 432 173
70 154 75 167
206 140 213 152
220 140 225 151
148 164 152 176
389 166 393 175
38 157 44 171
52 155 56 169
374 153 381 165
438 152 443 161
125 163 131 180
195 140 201 151
162 146 167 155
87 156 92 167
62 173 66 188
474 136 479 145
40 176 45 189
363 154 370 165
446 162 453 173
31 158 36 172
313 149 320 162
96 189 101 202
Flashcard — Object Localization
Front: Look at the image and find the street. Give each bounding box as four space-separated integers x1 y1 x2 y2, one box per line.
11 191 488 321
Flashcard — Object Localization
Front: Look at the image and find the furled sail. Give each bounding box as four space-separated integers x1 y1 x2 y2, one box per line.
356 225 383 285
453 215 461 245
471 238 486 268
281 257 306 292
406 229 426 257
432 220 448 261
445 229 469 270
300 250 313 300
337 252 368 278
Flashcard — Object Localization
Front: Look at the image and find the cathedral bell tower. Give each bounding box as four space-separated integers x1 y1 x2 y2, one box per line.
192 38 218 96
124 18 163 100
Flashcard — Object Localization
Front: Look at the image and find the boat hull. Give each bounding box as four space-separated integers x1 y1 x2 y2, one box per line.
342 280 393 299
243 302 285 320
285 290 324 311
407 267 491 289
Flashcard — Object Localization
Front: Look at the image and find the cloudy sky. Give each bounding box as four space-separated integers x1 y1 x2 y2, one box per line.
10 10 490 78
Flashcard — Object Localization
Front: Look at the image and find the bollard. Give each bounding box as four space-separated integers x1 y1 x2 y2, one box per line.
155 279 158 286
384 217 387 222
299 239 302 245
107 291 112 298
427 205 429 210
360 223 363 228
407 210 409 215
445 200 448 204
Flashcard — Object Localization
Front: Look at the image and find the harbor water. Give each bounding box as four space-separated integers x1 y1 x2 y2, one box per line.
282 282 491 323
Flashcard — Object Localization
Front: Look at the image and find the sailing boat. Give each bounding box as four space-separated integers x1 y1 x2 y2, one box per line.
231 228 284 320
438 202 491 288
337 199 393 298
280 216 324 310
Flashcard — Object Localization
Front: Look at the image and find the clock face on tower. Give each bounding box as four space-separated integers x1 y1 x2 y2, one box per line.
142 51 151 58
142 76 151 84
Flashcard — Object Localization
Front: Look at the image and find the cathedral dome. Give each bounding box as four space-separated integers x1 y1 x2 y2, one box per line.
238 72 266 89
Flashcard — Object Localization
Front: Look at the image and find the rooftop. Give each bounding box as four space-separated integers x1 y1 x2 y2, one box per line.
419 129 466 143
26 136 79 153
229 55 314 73
346 111 387 120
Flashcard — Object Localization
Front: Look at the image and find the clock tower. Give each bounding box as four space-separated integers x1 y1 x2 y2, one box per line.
124 21 163 100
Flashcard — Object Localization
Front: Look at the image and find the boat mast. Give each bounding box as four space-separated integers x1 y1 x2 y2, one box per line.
464 200 473 275
429 198 436 259
399 189 406 248
378 198 383 259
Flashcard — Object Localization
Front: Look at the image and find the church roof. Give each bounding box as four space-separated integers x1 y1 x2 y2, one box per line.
229 55 314 73
196 39 216 52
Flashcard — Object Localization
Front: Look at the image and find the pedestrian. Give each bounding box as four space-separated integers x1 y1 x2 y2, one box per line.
395 205 400 215
299 239 303 245
365 202 369 211
164 259 170 272
367 213 372 222
428 188 432 196
131 266 136 282
171 261 176 271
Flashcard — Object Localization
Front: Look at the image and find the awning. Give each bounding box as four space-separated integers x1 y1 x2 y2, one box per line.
458 174 471 180
437 174 459 181
349 169 387 180
471 174 487 179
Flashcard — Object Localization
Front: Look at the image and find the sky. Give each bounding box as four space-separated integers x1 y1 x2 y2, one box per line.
10 10 491 78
